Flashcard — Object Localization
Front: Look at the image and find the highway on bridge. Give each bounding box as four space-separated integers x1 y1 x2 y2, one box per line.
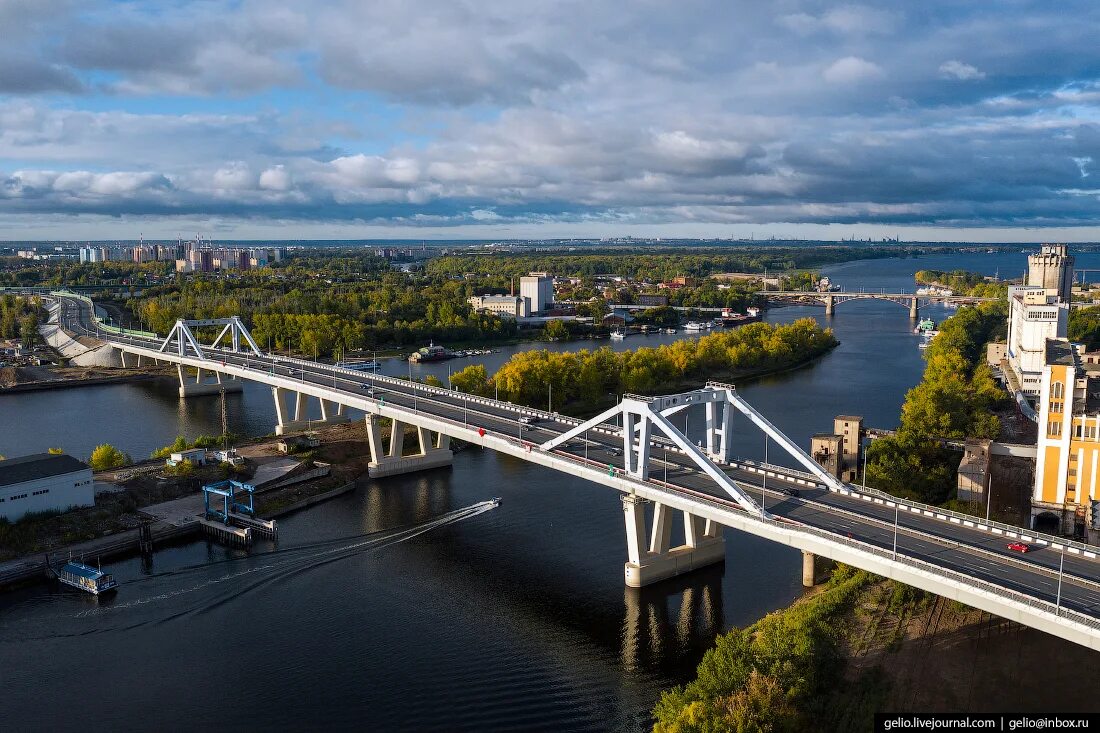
37 289 1100 645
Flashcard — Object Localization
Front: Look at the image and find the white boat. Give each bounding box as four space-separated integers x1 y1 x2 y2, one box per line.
664 327 677 334
610 331 626 340
338 359 382 371
56 559 118 595
684 321 705 331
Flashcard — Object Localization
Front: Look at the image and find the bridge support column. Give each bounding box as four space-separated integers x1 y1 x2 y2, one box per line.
909 297 919 320
365 414 453 478
802 551 818 587
824 294 835 316
273 388 350 434
623 496 725 587
177 364 243 398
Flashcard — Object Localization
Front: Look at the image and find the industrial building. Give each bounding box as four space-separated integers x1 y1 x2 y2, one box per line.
467 294 530 318
1006 244 1074 395
520 273 554 314
0 453 94 522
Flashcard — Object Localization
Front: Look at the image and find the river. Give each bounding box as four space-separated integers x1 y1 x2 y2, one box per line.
1 250 1095 731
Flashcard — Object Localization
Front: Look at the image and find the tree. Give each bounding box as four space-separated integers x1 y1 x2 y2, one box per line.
543 320 569 341
47 447 64 455
89 443 130 471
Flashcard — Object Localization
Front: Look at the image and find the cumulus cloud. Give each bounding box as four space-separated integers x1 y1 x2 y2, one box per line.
939 60 986 80
0 0 1099 234
823 56 885 84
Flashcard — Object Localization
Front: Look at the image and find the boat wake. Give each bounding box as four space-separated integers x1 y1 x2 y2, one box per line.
0 501 499 639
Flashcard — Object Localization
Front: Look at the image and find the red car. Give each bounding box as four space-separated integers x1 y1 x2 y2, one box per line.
1007 542 1031 553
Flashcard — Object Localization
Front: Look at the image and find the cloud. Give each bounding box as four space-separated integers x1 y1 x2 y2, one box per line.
823 57 885 84
939 60 986 81
1 1 1100 235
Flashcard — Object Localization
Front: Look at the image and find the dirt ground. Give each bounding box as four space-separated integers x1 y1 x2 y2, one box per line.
836 580 1100 715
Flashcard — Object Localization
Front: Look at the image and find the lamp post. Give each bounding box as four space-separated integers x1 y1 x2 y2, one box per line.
892 503 899 559
761 435 768 518
861 441 868 490
1056 549 1066 615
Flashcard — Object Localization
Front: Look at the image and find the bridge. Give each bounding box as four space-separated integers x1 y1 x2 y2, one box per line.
760 290 998 318
17 288 1100 651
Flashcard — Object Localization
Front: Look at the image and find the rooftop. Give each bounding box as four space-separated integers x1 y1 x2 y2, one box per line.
1045 338 1077 367
0 453 90 488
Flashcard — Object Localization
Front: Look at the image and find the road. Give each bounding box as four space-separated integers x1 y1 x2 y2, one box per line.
48 292 1100 624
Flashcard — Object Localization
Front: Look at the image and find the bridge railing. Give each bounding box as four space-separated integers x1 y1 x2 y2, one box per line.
105 318 1100 560
613 465 1100 633
50 290 159 339
107 330 1100 628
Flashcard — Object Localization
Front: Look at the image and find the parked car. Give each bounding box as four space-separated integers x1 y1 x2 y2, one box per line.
1007 542 1031 553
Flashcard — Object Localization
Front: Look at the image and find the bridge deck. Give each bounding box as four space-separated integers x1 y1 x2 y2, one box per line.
36 289 1100 649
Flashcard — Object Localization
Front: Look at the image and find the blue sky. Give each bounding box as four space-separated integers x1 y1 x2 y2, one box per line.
2 0 1100 241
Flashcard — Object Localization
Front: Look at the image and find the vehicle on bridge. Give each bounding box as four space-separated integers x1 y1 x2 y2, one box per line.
1008 542 1032 553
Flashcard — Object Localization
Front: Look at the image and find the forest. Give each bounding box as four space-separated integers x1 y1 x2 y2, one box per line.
447 318 837 412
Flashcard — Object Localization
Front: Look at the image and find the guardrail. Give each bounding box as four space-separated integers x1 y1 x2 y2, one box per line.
613 464 1100 634
92 330 1100 632
102 320 1100 563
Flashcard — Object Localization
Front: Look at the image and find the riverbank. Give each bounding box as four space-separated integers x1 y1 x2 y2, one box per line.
0 421 392 590
655 566 1100 730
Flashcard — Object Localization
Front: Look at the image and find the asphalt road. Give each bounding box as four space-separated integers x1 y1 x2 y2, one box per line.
50 293 1100 623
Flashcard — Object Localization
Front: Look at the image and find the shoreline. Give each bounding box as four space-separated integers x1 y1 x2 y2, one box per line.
0 372 163 394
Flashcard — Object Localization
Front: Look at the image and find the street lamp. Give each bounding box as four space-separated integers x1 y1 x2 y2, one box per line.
861 440 869 490
1056 549 1066 615
762 435 768 518
892 503 899 559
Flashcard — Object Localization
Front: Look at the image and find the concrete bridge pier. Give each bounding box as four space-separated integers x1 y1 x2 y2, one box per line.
909 296 919 320
622 495 725 587
802 550 819 587
824 294 835 316
365 414 453 478
177 364 243 398
271 387 350 434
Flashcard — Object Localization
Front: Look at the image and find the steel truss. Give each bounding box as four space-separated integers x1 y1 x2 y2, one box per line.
541 383 848 515
159 317 263 360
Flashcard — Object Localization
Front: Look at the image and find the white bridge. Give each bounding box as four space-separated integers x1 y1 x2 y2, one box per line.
29 289 1100 652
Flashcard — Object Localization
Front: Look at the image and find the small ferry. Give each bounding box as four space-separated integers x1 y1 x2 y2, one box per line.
684 321 705 332
56 559 118 596
609 330 627 340
915 318 936 333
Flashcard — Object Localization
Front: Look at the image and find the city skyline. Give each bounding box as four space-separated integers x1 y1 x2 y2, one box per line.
1 1 1099 241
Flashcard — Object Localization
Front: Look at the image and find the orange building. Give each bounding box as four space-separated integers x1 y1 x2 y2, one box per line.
1033 339 1100 536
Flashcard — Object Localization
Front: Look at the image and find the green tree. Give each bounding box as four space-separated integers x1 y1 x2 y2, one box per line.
89 443 130 471
47 447 64 455
543 320 569 341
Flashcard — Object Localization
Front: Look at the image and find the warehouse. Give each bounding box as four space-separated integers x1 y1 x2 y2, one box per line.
0 453 95 522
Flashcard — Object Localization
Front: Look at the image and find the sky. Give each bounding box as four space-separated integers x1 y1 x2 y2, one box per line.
2 0 1100 241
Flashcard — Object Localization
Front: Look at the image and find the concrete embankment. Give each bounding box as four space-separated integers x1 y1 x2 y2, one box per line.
0 373 160 394
0 479 359 591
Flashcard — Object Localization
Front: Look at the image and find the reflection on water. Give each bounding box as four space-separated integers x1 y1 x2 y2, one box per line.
622 566 725 674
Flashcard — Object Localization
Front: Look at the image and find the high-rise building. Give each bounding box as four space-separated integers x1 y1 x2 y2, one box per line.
520 272 554 314
1028 243 1074 302
1006 286 1069 394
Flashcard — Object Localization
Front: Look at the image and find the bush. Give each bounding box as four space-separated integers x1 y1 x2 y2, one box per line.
89 443 130 471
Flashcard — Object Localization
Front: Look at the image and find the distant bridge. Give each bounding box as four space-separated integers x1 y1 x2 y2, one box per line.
760 291 998 318
13 286 1100 651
